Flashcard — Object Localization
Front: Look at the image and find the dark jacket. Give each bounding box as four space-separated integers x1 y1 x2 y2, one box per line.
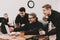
47 10 60 40
15 13 29 25
48 10 60 31
1 18 9 34
23 21 44 35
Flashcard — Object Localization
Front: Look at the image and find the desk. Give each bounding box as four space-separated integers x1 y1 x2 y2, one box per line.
0 34 49 40
0 34 36 40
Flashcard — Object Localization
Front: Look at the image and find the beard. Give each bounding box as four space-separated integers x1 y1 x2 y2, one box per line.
47 13 51 16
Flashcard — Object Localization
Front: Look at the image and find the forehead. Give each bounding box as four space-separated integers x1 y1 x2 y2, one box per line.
29 15 33 18
4 14 8 16
43 8 51 11
42 8 47 10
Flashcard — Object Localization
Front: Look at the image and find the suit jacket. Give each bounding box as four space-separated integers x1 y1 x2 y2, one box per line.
48 10 60 32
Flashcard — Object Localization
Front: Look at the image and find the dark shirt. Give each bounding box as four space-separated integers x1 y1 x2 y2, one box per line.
1 18 9 34
47 10 60 39
0 17 9 25
48 10 60 31
15 13 29 25
2 18 9 25
14 13 29 32
23 21 44 35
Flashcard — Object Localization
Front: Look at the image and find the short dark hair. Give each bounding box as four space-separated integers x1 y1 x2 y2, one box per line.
42 4 51 9
29 13 37 18
19 7 25 12
29 13 38 21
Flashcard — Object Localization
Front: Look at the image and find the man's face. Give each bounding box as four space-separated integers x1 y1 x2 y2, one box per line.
42 8 51 16
4 14 8 19
20 11 25 17
28 15 36 23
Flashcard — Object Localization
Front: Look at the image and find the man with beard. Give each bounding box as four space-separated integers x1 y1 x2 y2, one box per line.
23 13 44 35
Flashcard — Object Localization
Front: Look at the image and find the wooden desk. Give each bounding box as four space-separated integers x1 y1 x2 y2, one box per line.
0 34 36 40
0 34 48 40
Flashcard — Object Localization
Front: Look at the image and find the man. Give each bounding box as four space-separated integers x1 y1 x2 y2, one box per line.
14 7 29 31
42 4 60 40
23 13 44 35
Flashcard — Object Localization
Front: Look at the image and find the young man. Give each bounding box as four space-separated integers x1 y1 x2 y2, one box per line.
23 13 44 35
42 4 60 40
14 7 29 31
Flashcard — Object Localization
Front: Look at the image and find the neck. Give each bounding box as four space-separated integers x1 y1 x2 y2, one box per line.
29 20 36 24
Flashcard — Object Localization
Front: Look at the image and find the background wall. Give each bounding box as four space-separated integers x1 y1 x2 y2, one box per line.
0 0 60 23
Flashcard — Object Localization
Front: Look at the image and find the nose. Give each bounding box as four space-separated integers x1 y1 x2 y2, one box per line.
44 13 47 16
44 13 46 15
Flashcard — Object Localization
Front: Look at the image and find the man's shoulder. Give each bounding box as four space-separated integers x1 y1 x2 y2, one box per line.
25 13 29 17
16 14 21 17
52 10 60 14
52 10 60 17
25 13 29 15
36 21 43 25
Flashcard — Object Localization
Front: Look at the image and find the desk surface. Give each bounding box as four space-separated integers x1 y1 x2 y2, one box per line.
0 34 49 40
0 34 36 40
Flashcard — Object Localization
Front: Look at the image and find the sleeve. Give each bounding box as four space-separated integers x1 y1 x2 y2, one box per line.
55 15 60 29
39 23 46 31
15 15 19 24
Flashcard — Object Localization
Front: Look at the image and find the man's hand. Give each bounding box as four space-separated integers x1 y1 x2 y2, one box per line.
39 30 45 35
15 24 20 28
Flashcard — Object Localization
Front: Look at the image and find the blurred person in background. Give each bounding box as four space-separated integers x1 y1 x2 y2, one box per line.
1 13 9 34
1 13 14 34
